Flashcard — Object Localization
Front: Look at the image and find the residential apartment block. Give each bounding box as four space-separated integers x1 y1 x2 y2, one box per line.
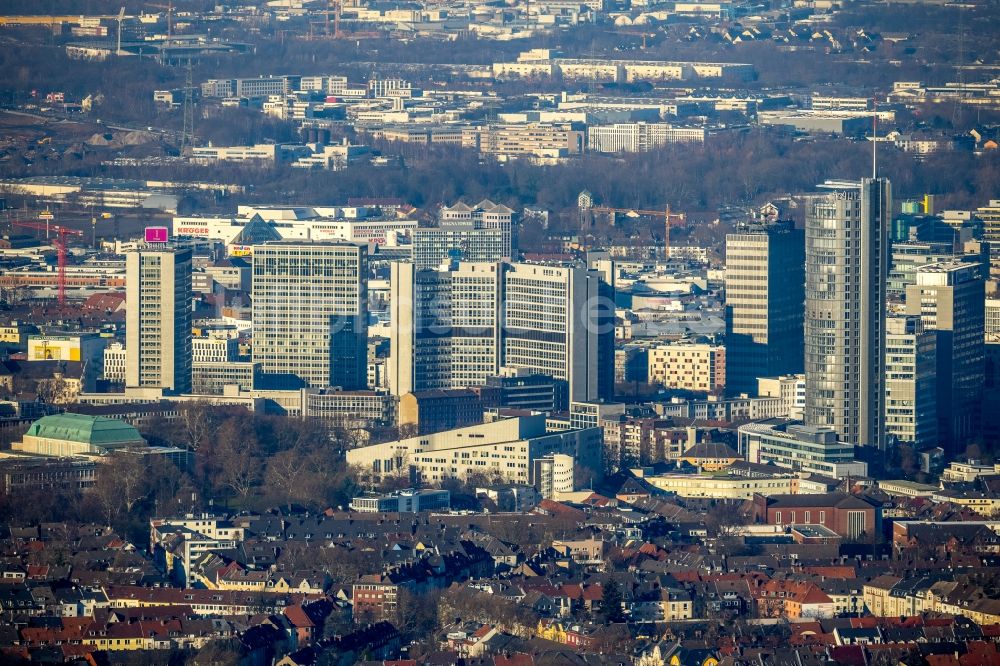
647 343 726 393
125 246 192 394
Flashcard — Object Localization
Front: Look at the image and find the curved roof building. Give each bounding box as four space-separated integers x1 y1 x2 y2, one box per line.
14 413 145 457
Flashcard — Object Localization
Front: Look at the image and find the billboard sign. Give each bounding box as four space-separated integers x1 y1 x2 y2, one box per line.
145 226 169 243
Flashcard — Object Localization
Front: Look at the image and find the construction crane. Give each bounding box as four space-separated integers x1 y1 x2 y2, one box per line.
327 0 342 38
14 220 83 307
307 0 344 39
589 206 686 255
90 211 113 248
115 6 125 55
145 1 174 42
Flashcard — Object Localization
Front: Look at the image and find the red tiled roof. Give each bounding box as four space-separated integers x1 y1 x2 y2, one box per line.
961 641 1000 666
829 645 867 666
791 622 824 635
803 565 856 579
82 292 125 311
532 500 586 520
673 570 701 583
283 604 314 628
580 584 603 602
25 565 49 579
981 624 1000 637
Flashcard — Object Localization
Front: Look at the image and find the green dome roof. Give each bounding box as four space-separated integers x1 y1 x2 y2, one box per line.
25 413 144 448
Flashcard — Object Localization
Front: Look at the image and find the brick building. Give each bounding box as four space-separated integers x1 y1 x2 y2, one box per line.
397 389 484 436
351 575 401 622
752 492 880 540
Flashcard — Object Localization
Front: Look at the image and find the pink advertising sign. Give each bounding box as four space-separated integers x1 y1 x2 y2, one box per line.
145 227 169 243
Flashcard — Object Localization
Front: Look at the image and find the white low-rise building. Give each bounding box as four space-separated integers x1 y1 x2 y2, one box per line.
345 415 602 488
644 472 797 500
738 421 868 479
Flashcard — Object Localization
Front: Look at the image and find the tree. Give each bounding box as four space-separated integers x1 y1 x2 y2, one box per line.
598 580 625 624
704 500 749 539
191 639 241 666
213 420 260 502
392 588 441 639
177 401 225 451
35 376 70 404
91 452 147 526
265 447 311 510
115 451 149 514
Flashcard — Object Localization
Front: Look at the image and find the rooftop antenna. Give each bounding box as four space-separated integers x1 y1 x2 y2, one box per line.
871 94 877 179
181 58 194 151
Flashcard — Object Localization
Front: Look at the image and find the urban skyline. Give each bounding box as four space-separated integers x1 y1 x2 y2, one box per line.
1 1 998 662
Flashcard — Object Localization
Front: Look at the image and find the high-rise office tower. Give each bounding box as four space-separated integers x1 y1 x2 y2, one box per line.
389 261 503 395
976 199 1000 265
503 262 609 403
804 178 890 448
905 261 985 453
724 220 805 395
886 240 958 297
884 315 937 448
389 260 613 403
126 246 193 394
410 199 518 270
252 242 368 389
440 199 517 254
412 227 510 269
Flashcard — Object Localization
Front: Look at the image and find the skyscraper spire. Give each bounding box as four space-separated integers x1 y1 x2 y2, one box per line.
872 95 877 179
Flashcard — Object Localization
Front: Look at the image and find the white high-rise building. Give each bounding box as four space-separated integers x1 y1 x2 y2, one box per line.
390 261 503 394
389 260 613 403
884 315 937 448
252 242 368 389
804 178 890 448
412 227 510 269
125 246 192 394
987 298 1000 340
103 341 126 385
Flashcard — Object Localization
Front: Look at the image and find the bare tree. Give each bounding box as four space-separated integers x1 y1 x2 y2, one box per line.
115 451 149 514
214 420 261 501
92 464 126 526
265 446 311 509
218 441 259 501
177 401 225 451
